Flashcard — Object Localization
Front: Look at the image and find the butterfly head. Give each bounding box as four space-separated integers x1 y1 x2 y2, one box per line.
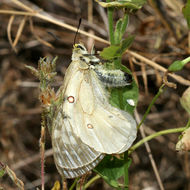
72 43 88 60
72 43 100 66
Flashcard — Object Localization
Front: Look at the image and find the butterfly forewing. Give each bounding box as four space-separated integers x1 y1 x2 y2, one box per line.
52 60 104 178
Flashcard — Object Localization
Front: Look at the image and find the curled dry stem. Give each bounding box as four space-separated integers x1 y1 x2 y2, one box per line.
0 162 24 190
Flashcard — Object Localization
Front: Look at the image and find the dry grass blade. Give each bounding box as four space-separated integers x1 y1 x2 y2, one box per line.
29 18 54 48
0 162 25 190
7 15 17 52
155 69 162 87
87 0 95 50
11 0 35 13
0 10 35 16
141 64 149 95
11 149 53 170
135 110 165 190
12 15 27 47
148 0 177 41
6 166 25 190
127 50 190 86
129 57 138 86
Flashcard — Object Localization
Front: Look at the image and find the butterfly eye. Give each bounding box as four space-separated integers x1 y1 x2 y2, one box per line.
76 44 86 51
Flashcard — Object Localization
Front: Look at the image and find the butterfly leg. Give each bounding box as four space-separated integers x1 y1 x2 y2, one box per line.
77 173 88 190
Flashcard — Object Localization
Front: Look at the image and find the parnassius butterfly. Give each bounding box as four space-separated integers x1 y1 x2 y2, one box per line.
52 43 137 178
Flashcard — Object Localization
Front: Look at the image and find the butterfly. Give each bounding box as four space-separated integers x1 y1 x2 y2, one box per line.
51 43 137 178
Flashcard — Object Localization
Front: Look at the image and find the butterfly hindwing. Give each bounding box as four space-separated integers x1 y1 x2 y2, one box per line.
70 67 137 154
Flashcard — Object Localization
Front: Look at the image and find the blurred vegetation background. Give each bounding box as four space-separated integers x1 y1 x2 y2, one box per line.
0 0 190 189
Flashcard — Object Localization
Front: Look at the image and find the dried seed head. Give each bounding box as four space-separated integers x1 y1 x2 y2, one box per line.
176 127 190 151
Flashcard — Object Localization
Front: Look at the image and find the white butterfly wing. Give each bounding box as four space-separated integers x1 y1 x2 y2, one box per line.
52 111 104 178
64 61 137 154
52 61 104 178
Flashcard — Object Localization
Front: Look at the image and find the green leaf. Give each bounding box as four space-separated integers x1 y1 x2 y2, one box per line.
168 56 190 72
114 19 123 44
94 155 132 189
100 36 134 60
120 14 129 40
120 36 134 54
0 168 5 178
182 0 190 29
95 0 147 10
100 45 121 60
114 14 129 44
109 65 138 114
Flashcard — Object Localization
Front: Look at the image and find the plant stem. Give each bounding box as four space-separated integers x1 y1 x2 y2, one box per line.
124 153 129 190
106 0 114 44
40 111 46 190
185 118 190 129
83 175 101 189
128 127 186 155
137 84 165 129
69 178 78 190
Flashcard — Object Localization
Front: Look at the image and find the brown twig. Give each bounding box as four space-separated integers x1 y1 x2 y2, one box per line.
12 15 27 47
135 110 165 190
40 112 46 190
141 64 149 95
0 162 25 190
11 149 53 171
7 15 17 52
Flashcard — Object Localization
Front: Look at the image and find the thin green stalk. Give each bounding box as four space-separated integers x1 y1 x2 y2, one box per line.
69 178 78 190
182 56 190 64
137 84 165 129
106 0 114 44
84 175 101 189
128 127 186 155
187 118 190 128
124 152 129 190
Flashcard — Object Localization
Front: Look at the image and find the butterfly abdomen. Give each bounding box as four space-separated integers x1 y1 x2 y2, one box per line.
94 66 132 87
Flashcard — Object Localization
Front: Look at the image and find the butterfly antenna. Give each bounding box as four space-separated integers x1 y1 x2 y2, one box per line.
73 18 82 45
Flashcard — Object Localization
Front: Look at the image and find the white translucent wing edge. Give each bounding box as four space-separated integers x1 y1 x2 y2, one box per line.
52 100 104 179
72 69 137 154
56 154 104 179
56 60 79 96
52 61 104 178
